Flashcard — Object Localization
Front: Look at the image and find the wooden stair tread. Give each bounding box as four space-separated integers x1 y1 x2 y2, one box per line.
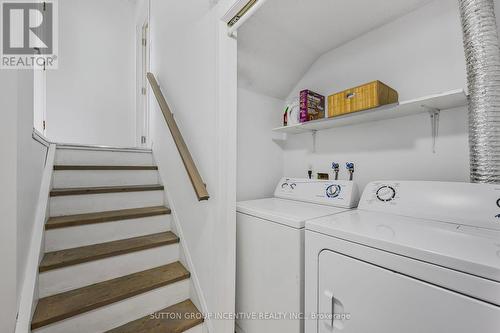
31 262 190 330
39 232 179 272
106 299 203 333
54 165 158 170
46 206 171 229
50 184 164 196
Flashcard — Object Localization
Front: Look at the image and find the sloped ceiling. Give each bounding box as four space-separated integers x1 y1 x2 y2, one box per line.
237 0 433 100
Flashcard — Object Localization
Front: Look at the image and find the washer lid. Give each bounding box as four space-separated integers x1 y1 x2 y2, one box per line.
307 210 500 282
237 198 350 229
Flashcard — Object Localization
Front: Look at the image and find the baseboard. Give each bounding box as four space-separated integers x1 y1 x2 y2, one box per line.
15 144 56 333
234 323 245 333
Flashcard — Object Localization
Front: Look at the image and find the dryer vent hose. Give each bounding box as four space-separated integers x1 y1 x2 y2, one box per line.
458 0 500 183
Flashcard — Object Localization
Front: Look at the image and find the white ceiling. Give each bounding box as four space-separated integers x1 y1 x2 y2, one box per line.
237 0 433 100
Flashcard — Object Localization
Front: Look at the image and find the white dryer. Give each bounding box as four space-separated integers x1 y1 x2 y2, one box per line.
305 181 500 333
236 178 359 333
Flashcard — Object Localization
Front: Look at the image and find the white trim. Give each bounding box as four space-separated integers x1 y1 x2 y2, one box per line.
32 128 52 148
151 152 214 333
33 68 47 136
15 144 56 333
214 3 238 332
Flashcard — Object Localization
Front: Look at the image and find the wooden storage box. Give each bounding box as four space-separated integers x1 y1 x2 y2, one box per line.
328 81 398 118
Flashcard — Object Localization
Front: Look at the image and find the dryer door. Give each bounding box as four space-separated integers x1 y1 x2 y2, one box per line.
318 250 500 333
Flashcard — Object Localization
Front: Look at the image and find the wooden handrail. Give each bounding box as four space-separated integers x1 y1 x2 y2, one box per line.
147 72 209 201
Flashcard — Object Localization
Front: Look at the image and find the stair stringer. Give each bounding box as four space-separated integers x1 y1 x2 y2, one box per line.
15 144 57 333
153 152 211 333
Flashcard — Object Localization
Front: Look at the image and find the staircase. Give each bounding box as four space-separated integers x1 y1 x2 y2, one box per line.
31 147 205 333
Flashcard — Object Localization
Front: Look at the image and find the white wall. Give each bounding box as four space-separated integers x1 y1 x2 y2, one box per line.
237 88 284 201
148 0 237 332
17 71 48 307
0 69 46 333
0 71 18 333
46 0 137 147
282 0 470 190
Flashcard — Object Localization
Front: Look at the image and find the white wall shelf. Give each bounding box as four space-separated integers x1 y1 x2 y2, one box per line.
272 89 468 134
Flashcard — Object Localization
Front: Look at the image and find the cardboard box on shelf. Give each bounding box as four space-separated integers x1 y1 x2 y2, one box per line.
300 90 325 123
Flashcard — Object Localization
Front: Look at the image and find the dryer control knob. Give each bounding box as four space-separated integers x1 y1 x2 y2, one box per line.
376 186 396 202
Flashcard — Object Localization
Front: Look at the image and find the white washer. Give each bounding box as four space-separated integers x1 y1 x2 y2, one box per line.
236 178 359 333
305 181 500 333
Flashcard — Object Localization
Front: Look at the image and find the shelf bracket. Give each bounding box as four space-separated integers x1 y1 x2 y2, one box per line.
422 105 440 154
312 130 318 153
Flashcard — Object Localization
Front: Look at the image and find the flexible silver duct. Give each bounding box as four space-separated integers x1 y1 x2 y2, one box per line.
459 0 500 183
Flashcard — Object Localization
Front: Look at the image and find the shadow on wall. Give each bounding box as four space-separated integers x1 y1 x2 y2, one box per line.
283 106 470 189
285 106 468 154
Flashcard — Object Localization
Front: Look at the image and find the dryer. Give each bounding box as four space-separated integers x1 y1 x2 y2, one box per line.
305 181 500 333
236 178 359 333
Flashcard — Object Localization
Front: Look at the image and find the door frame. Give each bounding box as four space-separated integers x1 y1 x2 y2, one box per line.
136 3 150 148
33 65 47 136
33 0 48 136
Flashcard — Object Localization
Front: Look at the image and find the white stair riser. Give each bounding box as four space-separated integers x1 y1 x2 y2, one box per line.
55 149 154 166
50 191 164 216
33 280 190 333
39 244 180 298
53 170 160 188
185 324 205 333
45 215 172 251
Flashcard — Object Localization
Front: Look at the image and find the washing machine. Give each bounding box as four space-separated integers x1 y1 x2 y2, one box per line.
236 177 359 333
305 181 500 333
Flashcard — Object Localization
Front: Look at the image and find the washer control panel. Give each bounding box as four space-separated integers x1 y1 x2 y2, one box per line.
326 184 342 198
275 178 359 208
360 181 500 231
